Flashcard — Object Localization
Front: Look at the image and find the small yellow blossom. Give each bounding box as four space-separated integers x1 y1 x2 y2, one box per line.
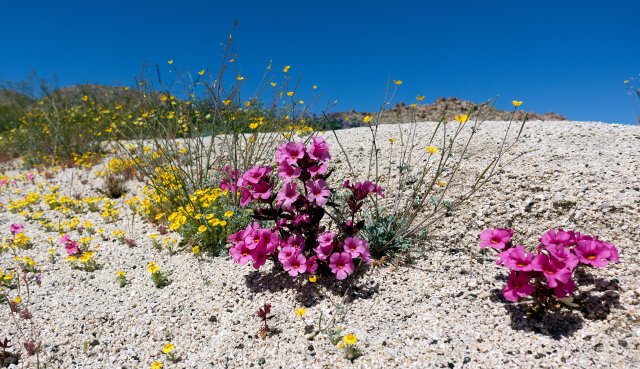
198 225 207 233
393 80 403 85
426 146 439 154
13 295 21 304
437 180 447 187
236 75 245 81
270 82 277 87
222 99 231 106
168 59 173 65
389 138 396 144
283 65 291 72
82 95 89 102
313 85 318 90
454 114 469 124
116 270 126 277
295 307 307 317
308 275 317 283
161 343 175 354
512 100 523 107
343 333 358 345
150 362 163 369
147 262 160 274
198 69 205 76
363 115 373 124
416 95 425 101
192 245 201 255
224 211 234 218
249 123 259 129
287 91 294 97
337 342 345 349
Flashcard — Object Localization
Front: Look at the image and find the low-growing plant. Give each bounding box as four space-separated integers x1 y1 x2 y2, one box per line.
60 234 99 271
147 262 170 288
257 303 273 339
227 137 384 280
115 271 127 287
479 227 619 314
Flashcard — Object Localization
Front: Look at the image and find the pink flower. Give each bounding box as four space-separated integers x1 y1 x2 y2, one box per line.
306 179 331 206
276 142 305 165
277 161 301 181
278 246 299 264
9 223 24 235
307 163 328 177
500 246 535 271
544 244 579 269
251 180 272 201
539 228 576 248
282 254 307 276
286 235 305 250
602 242 619 263
306 256 318 274
240 188 253 207
554 279 575 298
315 232 335 260
238 166 272 187
329 252 354 280
306 137 331 162
65 241 80 256
573 239 612 268
59 234 71 245
343 180 384 200
479 228 513 250
229 242 253 265
343 237 367 258
276 182 299 209
503 271 535 302
250 244 269 269
531 254 572 288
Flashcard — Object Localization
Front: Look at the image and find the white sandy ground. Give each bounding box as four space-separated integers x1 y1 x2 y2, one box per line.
0 120 639 369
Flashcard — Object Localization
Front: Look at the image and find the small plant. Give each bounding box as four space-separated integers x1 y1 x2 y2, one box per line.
257 303 273 339
147 262 170 288
61 234 99 272
479 228 619 314
161 343 178 362
115 271 127 287
338 333 362 361
102 171 127 199
228 137 383 280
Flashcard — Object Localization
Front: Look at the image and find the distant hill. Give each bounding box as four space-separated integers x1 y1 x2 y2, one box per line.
326 97 567 127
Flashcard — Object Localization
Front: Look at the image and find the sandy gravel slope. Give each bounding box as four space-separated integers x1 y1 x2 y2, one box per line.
0 120 639 369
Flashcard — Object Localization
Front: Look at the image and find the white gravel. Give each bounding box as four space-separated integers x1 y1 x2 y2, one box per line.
1 120 639 369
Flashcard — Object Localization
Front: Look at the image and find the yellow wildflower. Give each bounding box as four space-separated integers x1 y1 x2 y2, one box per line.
161 343 175 354
150 362 163 369
512 100 523 107
198 69 205 76
287 91 294 97
192 245 201 255
13 295 21 304
283 65 291 72
426 146 439 154
454 114 469 124
147 262 160 274
168 59 173 65
224 211 234 218
270 82 277 87
363 115 373 124
343 333 358 345
116 271 126 277
222 100 231 106
438 180 447 187
198 225 207 233
295 307 307 317
416 95 425 101
389 138 396 144
308 275 317 283
393 80 403 85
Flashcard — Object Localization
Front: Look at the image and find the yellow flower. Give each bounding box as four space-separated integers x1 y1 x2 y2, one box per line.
393 80 403 85
161 343 175 354
512 100 523 107
363 115 373 124
249 123 259 129
308 275 317 283
437 180 447 187
219 220 227 227
116 270 126 277
82 95 89 102
454 114 469 124
48 248 55 255
426 146 439 154
192 245 201 255
236 75 245 81
13 295 21 304
283 65 291 72
389 138 396 144
222 99 231 106
343 333 358 345
313 85 318 90
295 307 307 317
198 69 205 76
198 225 207 233
224 211 234 218
287 91 294 97
337 342 345 349
147 262 160 274
150 362 163 369
298 100 304 105
416 95 425 101
270 82 277 87
168 59 173 65
245 101 251 108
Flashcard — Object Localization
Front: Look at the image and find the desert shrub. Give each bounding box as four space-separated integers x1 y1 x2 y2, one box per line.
227 137 384 280
330 82 527 258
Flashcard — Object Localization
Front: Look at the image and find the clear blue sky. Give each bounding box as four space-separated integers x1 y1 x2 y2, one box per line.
1 0 639 123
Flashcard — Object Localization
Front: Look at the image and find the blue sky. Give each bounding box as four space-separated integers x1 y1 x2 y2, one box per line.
1 0 639 123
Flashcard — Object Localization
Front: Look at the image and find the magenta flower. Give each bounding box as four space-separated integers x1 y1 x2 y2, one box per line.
59 234 71 245
343 237 367 258
554 279 575 298
531 254 572 288
544 244 579 269
501 246 535 271
277 161 301 181
307 163 328 177
229 242 253 265
65 241 80 256
329 252 354 280
306 137 331 162
479 228 513 250
9 223 24 235
278 246 299 264
286 235 305 250
573 239 612 268
238 166 272 187
539 228 576 248
315 232 335 260
305 256 319 274
250 244 269 269
276 142 305 165
602 242 619 263
276 182 299 209
282 254 307 276
306 179 331 206
503 271 535 302
251 180 272 201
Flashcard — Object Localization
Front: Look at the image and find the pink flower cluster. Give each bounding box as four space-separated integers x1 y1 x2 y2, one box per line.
228 137 383 280
9 223 24 235
480 228 619 303
60 234 80 256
